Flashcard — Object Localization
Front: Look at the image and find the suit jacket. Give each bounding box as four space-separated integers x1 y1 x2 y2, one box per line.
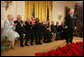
31 24 35 32
51 25 56 33
42 24 47 32
34 22 40 32
59 25 64 32
24 21 32 32
55 25 60 32
65 14 76 29
14 20 25 33
39 23 43 32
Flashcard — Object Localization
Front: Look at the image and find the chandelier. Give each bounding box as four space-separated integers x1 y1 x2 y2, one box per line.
1 1 12 10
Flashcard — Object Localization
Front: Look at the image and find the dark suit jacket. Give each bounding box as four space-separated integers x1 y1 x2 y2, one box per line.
51 25 56 33
14 20 26 33
55 25 60 32
42 24 47 32
59 25 65 32
34 22 40 31
39 23 43 32
24 21 32 32
65 14 76 29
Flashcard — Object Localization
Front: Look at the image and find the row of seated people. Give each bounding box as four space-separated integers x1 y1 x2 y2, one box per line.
3 14 68 49
14 15 68 47
14 16 53 47
51 21 68 40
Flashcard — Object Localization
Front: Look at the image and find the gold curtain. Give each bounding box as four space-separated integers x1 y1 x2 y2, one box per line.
25 1 52 23
25 1 34 19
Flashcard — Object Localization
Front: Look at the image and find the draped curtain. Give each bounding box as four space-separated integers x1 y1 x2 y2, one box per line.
25 1 52 23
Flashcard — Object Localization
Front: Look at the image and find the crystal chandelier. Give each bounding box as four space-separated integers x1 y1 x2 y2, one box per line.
1 1 12 10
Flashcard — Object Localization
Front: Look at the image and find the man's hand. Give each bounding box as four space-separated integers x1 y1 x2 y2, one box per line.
74 26 77 30
23 21 25 25
65 26 68 28
47 28 49 30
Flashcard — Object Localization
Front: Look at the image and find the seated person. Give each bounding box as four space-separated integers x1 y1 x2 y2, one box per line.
55 22 61 40
3 14 19 49
42 20 48 43
39 22 43 41
24 17 34 45
51 21 56 33
30 20 35 45
46 21 52 43
59 22 65 39
34 18 42 45
14 15 29 47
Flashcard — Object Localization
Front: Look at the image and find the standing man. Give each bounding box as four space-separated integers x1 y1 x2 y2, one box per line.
65 9 77 43
14 15 29 47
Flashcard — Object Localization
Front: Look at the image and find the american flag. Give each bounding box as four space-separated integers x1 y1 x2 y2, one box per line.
31 17 35 23
31 4 35 23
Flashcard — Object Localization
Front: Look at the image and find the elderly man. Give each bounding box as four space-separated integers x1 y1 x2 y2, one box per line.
24 17 34 45
65 9 77 43
51 21 56 33
14 15 29 47
60 22 66 39
55 22 61 40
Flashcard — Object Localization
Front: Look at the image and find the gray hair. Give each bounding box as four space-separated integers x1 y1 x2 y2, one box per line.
17 15 21 19
69 9 74 14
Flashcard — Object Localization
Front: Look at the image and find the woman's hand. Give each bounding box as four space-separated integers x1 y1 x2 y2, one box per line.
14 23 17 26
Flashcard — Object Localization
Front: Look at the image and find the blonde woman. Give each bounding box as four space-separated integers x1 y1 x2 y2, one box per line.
3 15 19 49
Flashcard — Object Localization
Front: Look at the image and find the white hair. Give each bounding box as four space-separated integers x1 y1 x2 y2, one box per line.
17 15 21 19
69 9 74 14
7 14 13 20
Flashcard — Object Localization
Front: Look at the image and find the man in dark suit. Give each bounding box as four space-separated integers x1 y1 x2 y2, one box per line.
46 21 52 43
34 18 42 45
42 21 47 43
60 22 66 40
14 15 29 47
65 9 77 43
51 21 56 41
30 21 35 45
24 18 34 45
51 21 56 33
55 22 61 40
39 23 43 41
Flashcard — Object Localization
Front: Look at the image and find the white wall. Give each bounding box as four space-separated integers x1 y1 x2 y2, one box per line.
51 1 75 25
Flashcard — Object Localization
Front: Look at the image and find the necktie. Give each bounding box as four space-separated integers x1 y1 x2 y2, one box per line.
19 21 22 25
